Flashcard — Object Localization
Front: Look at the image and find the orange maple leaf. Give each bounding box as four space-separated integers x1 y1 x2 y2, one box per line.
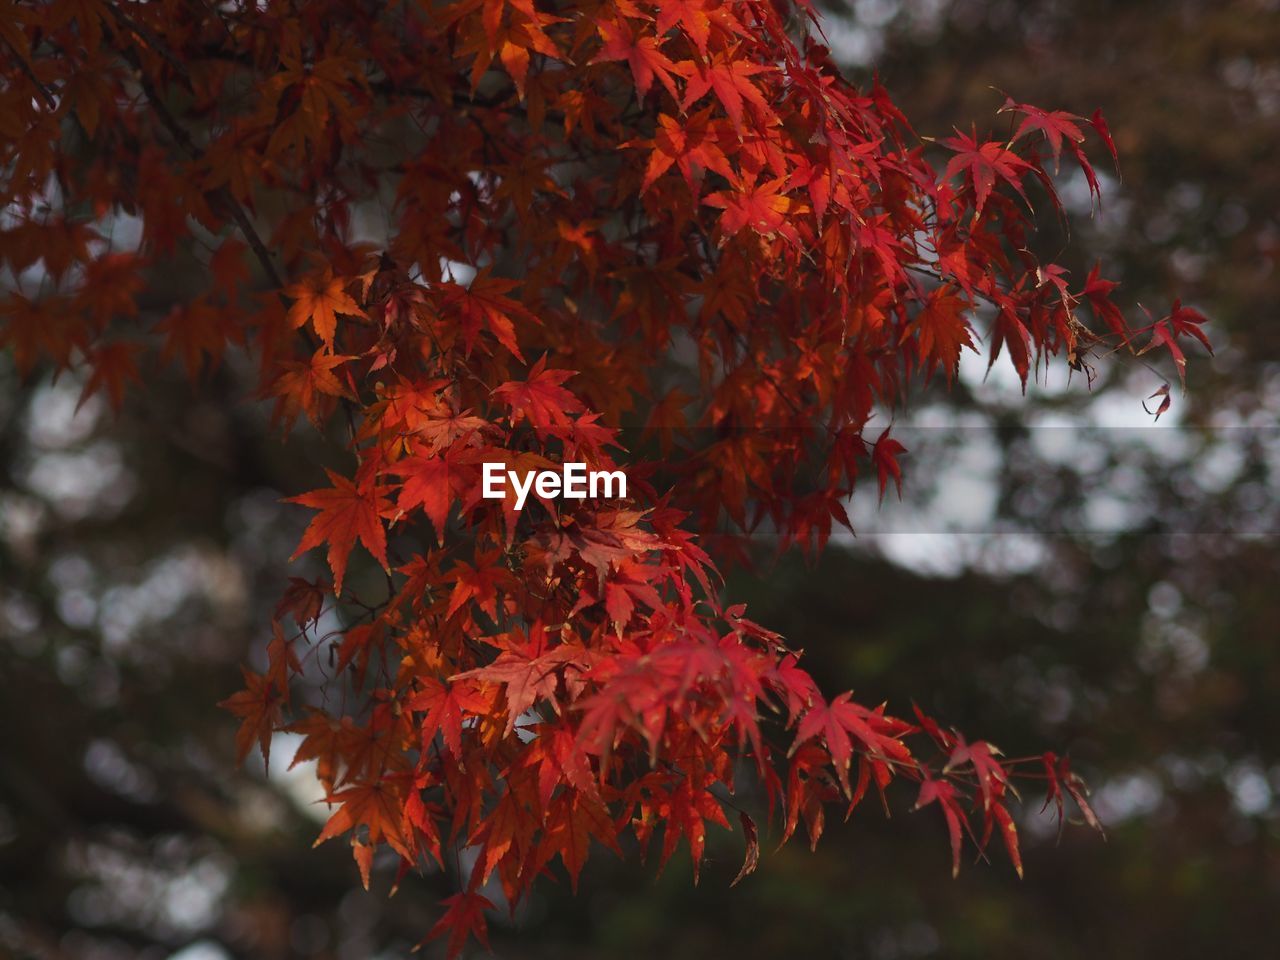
285 271 365 349
315 776 413 860
218 666 284 767
271 349 354 429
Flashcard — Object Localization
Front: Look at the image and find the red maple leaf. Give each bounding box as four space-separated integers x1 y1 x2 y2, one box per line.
288 467 393 594
425 891 495 959
452 626 579 735
910 287 975 382
914 776 969 878
676 52 773 128
390 452 465 543
1000 98 1086 172
704 175 797 240
407 677 492 757
942 127 1033 221
439 268 532 361
493 355 584 432
871 427 907 502
592 18 679 99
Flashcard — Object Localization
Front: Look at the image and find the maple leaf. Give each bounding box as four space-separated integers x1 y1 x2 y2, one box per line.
286 709 348 787
987 306 1034 388
1144 383 1172 421
316 776 413 861
78 341 142 413
914 776 969 878
265 620 302 695
402 774 445 868
445 554 514 621
452 629 575 735
274 577 328 626
909 287 975 382
991 799 1023 879
791 692 915 796
730 811 760 887
1000 98 1086 172
871 427 907 502
642 386 693 454
156 298 240 379
1138 301 1212 388
704 176 798 240
455 0 564 94
676 52 773 129
945 736 1008 813
592 19 679 100
288 468 393 594
768 654 822 722
1145 322 1188 386
657 778 730 880
996 99 1109 207
439 269 532 360
473 785 534 887
271 350 354 429
537 790 620 889
285 271 365 349
218 667 284 767
415 409 491 454
331 620 385 685
532 722 601 807
1041 752 1105 837
391 453 457 543
602 575 658 633
639 110 731 193
942 128 1033 222
493 355 584 432
407 678 490 757
425 891 495 959
1082 263 1127 337
1165 300 1213 353
1090 109 1120 174
655 0 728 57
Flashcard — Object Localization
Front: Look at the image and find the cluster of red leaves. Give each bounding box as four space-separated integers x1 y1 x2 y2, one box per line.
1 0 1210 953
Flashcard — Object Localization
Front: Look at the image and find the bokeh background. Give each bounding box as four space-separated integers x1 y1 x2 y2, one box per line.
2 1 1278 957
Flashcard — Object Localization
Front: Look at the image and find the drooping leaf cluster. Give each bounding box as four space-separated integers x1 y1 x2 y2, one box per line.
1 0 1208 952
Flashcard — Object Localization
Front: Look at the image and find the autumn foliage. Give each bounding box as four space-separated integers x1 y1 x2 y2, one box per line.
0 0 1210 953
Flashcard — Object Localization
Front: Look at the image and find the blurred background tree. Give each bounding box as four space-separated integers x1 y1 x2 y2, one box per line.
2 1 1277 958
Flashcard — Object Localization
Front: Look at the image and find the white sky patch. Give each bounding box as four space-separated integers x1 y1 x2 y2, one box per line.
270 731 331 824
25 375 103 448
441 257 477 286
836 531 1048 577
96 546 246 655
167 941 233 960
842 338 1246 577
1226 762 1274 817
25 441 136 522
958 342 1040 399
1092 771 1164 823
817 14 882 66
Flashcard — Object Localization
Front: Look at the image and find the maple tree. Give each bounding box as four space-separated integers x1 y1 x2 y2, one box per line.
0 0 1213 954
